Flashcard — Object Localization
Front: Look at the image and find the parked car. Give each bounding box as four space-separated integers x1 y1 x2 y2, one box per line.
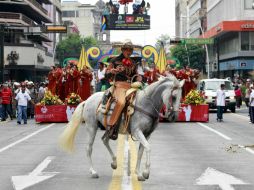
197 78 236 113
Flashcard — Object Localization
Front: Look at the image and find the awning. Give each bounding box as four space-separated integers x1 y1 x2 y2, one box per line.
203 20 254 38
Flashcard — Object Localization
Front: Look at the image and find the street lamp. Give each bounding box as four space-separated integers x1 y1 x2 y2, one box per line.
180 14 210 79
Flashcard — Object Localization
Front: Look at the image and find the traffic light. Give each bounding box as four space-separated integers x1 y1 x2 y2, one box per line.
213 62 217 70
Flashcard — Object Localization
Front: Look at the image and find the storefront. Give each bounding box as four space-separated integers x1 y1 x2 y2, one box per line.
4 65 50 82
203 21 254 79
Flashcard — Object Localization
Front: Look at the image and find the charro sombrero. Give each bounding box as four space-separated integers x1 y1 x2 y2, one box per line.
112 39 143 50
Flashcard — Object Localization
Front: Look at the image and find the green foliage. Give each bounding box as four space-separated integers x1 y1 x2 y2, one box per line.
170 44 205 70
55 34 98 66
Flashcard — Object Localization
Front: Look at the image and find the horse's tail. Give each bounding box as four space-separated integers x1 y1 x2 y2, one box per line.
58 101 86 153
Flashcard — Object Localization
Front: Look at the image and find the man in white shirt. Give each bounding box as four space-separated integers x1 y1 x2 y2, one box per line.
249 88 254 123
216 84 226 122
96 62 108 92
15 84 32 125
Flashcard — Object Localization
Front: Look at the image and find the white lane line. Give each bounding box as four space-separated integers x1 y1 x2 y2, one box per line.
238 145 254 155
197 122 232 141
122 136 132 190
232 113 249 120
0 123 55 153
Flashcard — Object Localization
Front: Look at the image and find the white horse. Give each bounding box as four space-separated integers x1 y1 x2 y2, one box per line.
59 75 184 181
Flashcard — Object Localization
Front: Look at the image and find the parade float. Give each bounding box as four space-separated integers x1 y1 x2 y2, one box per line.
35 0 208 123
177 90 209 122
35 43 209 123
35 46 99 123
35 91 81 123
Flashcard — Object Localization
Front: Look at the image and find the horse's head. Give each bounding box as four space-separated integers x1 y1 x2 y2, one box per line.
162 74 185 122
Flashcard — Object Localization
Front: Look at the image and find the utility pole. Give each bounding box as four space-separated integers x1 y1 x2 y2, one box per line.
0 24 4 83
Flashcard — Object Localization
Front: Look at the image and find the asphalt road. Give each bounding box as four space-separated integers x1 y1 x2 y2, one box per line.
0 107 254 190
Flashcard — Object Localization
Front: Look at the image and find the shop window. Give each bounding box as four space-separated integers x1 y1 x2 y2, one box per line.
62 11 75 17
76 11 79 17
250 32 254 50
241 32 250 51
244 0 254 9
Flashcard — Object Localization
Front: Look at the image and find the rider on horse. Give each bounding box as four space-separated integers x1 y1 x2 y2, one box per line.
102 39 138 140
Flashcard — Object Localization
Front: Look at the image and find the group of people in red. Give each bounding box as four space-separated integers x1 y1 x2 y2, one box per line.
143 64 200 98
47 64 93 101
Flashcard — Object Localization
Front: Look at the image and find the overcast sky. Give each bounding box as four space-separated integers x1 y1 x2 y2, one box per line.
79 0 175 46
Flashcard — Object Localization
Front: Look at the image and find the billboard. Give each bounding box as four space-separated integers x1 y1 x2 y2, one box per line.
103 14 150 30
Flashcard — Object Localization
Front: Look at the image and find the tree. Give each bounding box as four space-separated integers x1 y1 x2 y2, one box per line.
55 34 98 66
170 44 205 70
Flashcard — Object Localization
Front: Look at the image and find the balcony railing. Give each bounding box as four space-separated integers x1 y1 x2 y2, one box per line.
0 12 34 26
26 0 48 15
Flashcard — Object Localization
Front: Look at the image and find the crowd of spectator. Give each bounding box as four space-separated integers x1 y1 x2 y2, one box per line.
0 80 46 124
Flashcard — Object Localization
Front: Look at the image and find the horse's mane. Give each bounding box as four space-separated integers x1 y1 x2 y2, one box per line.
144 75 176 96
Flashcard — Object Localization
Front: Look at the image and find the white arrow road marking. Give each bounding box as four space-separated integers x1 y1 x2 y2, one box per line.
196 167 249 190
12 156 59 190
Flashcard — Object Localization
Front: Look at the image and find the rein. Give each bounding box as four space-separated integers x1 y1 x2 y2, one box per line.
132 104 159 120
132 85 176 120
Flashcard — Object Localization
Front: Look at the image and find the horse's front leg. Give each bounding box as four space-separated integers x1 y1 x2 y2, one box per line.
134 129 151 180
102 135 117 170
86 123 99 178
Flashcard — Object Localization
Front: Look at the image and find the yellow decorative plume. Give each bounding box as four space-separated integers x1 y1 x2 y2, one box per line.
78 46 92 71
156 44 167 73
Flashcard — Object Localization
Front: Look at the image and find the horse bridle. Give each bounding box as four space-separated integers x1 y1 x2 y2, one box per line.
167 86 179 112
132 86 178 120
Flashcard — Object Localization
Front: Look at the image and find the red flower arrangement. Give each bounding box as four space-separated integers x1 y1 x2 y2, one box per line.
122 58 133 67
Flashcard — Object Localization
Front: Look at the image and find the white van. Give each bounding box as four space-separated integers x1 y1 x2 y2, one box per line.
197 79 236 112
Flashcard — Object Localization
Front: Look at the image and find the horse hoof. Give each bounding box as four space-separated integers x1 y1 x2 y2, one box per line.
142 171 149 179
137 176 146 181
91 173 99 178
111 162 117 170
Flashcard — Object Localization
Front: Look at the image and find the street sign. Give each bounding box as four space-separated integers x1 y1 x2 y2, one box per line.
181 38 214 45
44 25 67 33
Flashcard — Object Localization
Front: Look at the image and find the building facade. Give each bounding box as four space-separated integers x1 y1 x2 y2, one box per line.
61 1 96 37
92 0 111 52
187 0 207 37
175 0 188 38
0 0 61 82
203 0 254 78
61 0 111 52
182 0 254 78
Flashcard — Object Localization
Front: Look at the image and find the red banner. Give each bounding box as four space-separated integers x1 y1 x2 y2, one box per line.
160 104 209 122
35 105 77 123
178 104 209 122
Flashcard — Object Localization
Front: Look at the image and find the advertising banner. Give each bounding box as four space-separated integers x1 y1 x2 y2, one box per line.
178 104 209 122
35 105 77 123
104 14 150 30
160 104 209 122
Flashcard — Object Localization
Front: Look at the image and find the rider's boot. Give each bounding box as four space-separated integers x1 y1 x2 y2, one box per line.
108 125 118 140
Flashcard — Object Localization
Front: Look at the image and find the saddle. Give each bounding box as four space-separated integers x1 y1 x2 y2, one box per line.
97 81 142 140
